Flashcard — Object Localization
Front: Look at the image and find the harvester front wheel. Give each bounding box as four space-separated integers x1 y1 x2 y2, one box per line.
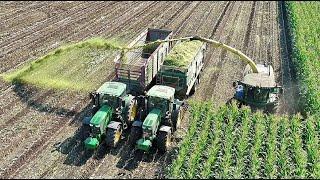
105 125 122 148
157 131 171 153
265 102 279 114
126 99 138 126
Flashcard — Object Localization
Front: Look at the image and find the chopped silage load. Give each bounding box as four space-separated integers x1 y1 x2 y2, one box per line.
163 40 202 68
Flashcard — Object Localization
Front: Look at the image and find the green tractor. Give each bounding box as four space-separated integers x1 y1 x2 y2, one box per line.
128 85 184 153
83 81 138 149
233 64 284 113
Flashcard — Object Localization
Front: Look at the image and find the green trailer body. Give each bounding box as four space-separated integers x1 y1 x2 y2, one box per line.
114 28 173 96
156 41 206 98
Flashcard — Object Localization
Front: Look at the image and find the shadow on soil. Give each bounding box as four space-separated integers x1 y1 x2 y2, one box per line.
11 82 79 118
11 82 180 175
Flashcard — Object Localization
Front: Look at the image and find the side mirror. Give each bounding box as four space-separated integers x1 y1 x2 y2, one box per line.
280 88 284 94
232 81 238 87
89 92 95 100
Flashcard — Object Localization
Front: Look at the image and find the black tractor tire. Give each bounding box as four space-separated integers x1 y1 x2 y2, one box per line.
265 102 279 114
128 126 142 147
124 98 138 127
163 117 174 128
172 108 182 131
105 125 122 148
189 77 200 96
156 131 171 153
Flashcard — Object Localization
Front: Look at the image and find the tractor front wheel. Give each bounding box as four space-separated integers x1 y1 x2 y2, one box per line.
128 126 142 147
105 125 122 148
157 131 171 153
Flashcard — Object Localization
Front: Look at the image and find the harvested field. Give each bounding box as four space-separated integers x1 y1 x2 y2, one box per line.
0 1 301 179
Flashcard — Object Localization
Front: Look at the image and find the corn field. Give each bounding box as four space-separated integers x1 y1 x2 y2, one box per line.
285 2 320 114
167 102 320 179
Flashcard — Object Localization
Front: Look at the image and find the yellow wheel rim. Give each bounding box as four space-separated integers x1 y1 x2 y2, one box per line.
130 102 138 121
166 135 171 147
177 112 182 127
114 129 121 144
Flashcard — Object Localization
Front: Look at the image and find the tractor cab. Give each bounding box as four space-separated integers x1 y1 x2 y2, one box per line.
146 85 176 116
90 81 128 113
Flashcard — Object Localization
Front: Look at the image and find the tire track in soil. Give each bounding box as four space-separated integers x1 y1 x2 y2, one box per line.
197 1 255 103
99 2 165 38
0 2 114 72
0 94 87 179
194 1 236 101
0 2 82 33
0 1 138 94
0 1 49 25
0 2 105 53
0 2 90 44
2 1 175 179
0 90 82 165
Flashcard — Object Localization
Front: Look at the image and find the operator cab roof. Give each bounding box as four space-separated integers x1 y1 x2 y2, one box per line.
242 74 276 87
242 64 276 88
147 85 175 100
96 82 126 97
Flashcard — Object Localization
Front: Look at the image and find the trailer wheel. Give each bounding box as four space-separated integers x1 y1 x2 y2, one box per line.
105 125 122 148
157 131 171 153
128 126 142 147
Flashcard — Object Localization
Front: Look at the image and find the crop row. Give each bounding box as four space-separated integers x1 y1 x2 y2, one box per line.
285 2 320 114
167 101 320 179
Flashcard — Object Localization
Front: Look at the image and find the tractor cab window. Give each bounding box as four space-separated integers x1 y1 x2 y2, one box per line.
148 97 168 112
143 128 152 139
91 125 101 136
100 94 119 108
254 88 268 102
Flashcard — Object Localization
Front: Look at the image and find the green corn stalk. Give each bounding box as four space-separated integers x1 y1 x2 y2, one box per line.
169 103 204 178
200 106 226 179
251 112 266 178
277 116 290 179
286 2 320 114
233 107 251 179
305 115 320 178
290 114 307 178
218 103 239 179
265 115 279 178
185 108 214 179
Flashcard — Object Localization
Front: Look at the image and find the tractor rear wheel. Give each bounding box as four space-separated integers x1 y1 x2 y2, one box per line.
157 131 171 153
105 125 122 148
128 126 142 147
125 99 138 127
